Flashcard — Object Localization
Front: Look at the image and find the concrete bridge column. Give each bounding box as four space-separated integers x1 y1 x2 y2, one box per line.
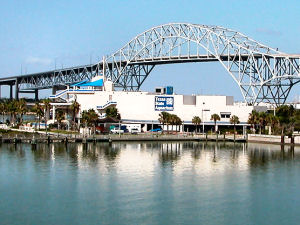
9 84 13 99
35 90 39 101
52 86 57 95
15 79 19 100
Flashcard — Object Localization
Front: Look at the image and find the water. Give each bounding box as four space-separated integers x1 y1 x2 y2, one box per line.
0 142 300 225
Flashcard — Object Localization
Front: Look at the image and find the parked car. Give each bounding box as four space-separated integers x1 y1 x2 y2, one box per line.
131 128 139 134
110 128 124 134
149 128 162 132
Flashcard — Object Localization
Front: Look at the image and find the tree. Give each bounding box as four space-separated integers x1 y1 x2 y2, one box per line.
168 114 181 132
8 100 18 125
258 112 267 134
81 109 99 134
192 116 201 133
0 102 5 123
70 100 80 130
17 99 27 125
210 114 220 132
105 106 120 120
294 109 300 132
87 109 99 134
158 112 171 132
230 115 240 136
266 113 278 135
33 102 44 130
42 99 51 134
174 114 182 132
248 110 259 133
169 114 176 131
56 109 65 130
2 100 9 124
276 105 295 135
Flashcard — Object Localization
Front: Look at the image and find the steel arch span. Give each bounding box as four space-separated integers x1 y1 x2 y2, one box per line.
103 23 300 105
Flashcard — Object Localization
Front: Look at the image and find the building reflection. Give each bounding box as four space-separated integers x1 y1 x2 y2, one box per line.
1 141 299 175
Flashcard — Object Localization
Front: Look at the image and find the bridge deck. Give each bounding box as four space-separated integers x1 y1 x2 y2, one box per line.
0 53 288 86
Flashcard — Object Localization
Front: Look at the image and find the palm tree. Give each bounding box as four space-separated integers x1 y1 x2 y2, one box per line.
248 110 259 133
276 105 295 135
0 102 5 123
105 106 121 120
8 100 18 125
167 114 181 132
210 114 220 133
174 115 182 132
2 100 9 124
42 99 51 134
158 112 171 132
267 114 278 135
294 109 300 132
258 112 267 134
17 99 27 125
33 102 44 130
192 116 201 133
169 114 176 131
56 109 65 130
230 115 240 138
87 109 99 134
81 109 99 134
70 100 80 130
81 110 89 128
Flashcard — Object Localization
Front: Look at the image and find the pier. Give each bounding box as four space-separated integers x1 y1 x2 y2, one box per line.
0 133 247 144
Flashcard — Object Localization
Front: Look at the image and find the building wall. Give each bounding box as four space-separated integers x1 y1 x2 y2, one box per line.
73 91 267 124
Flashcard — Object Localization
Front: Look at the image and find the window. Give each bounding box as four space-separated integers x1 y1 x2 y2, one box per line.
220 112 231 118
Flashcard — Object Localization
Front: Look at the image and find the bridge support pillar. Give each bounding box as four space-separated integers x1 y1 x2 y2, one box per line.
35 90 39 101
52 86 57 95
15 79 19 100
9 84 13 100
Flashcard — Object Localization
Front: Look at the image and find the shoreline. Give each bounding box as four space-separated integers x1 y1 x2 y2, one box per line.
0 133 246 144
0 129 299 146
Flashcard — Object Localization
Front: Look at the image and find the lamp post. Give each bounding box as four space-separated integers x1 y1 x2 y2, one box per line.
202 102 210 135
202 102 204 134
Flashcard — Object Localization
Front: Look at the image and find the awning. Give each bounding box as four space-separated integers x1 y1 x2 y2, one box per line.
70 79 89 87
79 79 103 87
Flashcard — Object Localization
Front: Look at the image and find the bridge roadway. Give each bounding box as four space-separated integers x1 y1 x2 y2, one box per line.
0 53 292 100
2 22 300 105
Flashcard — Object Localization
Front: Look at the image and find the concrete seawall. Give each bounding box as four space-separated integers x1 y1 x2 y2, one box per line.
0 133 246 144
248 134 300 145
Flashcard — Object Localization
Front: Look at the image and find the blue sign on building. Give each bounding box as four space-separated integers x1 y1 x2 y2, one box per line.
154 96 174 111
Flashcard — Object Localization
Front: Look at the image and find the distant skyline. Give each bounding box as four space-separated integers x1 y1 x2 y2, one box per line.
0 0 299 101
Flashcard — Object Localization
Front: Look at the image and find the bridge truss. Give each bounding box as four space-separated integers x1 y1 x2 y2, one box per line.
1 23 299 105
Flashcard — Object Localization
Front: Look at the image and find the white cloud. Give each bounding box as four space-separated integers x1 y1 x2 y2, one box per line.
25 56 53 65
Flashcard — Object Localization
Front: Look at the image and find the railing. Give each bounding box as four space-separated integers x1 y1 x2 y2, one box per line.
96 101 117 110
49 88 97 100
49 89 69 98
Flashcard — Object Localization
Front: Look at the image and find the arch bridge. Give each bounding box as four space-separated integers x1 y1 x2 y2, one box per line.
0 23 299 105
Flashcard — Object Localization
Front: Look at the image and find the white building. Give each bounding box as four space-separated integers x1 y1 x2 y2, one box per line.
49 76 267 131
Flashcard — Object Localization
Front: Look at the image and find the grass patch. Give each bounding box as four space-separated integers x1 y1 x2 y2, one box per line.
49 129 79 135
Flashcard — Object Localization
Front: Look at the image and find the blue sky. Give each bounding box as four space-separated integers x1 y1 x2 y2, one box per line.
0 0 300 100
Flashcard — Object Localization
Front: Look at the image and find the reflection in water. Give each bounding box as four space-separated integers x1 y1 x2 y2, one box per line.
1 142 299 171
1 141 300 225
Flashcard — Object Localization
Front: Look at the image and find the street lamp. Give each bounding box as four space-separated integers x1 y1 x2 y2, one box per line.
202 102 210 135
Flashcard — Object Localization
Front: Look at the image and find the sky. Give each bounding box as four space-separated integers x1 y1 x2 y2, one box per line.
0 0 300 101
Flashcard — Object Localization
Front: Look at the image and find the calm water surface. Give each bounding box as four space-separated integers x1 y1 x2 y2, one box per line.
1 142 300 225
